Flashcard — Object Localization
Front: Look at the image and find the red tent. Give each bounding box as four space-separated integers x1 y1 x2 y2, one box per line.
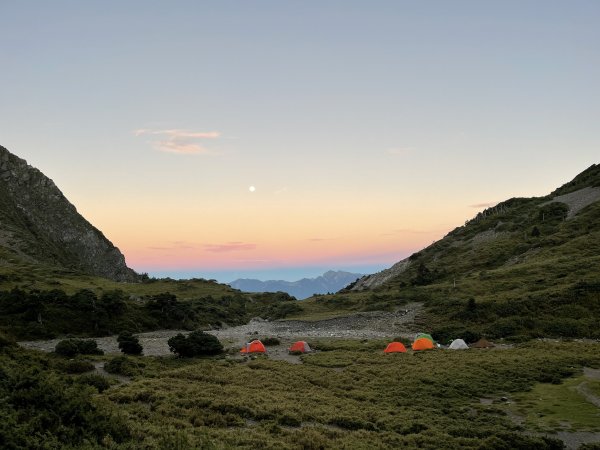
289 341 312 353
241 339 266 354
384 342 407 353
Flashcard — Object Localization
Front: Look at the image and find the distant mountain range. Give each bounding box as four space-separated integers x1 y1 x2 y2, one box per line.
229 270 364 299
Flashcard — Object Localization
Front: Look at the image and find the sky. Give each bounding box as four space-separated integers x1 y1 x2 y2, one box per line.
1 1 599 282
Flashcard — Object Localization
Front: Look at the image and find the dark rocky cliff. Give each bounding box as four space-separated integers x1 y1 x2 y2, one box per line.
0 145 138 282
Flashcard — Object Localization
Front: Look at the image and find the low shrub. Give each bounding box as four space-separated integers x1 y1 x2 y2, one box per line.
54 339 79 357
55 339 103 357
117 332 143 355
168 330 223 357
268 302 303 319
104 356 140 377
0 331 16 349
76 373 112 392
61 359 95 374
261 337 280 346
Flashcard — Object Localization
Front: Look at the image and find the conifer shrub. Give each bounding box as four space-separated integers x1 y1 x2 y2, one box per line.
117 332 143 355
104 356 140 377
60 359 95 374
55 338 103 357
167 330 223 357
0 331 16 349
261 337 280 346
76 374 112 393
54 339 78 357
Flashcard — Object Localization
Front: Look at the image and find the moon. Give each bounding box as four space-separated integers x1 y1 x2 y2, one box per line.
249 186 256 192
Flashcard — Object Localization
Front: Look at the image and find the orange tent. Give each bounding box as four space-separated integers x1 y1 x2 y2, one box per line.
289 341 312 353
412 338 435 351
241 339 266 354
384 342 407 353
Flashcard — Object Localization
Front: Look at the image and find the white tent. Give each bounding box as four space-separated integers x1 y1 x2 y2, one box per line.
448 339 469 350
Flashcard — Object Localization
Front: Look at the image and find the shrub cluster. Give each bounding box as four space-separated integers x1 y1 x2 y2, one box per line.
0 351 129 448
54 338 103 357
104 355 140 377
117 332 143 355
59 359 95 374
168 330 223 357
261 337 281 346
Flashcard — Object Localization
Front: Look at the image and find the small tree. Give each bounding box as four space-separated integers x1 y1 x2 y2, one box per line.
168 330 223 357
413 262 434 286
55 339 104 357
55 339 79 357
117 332 143 356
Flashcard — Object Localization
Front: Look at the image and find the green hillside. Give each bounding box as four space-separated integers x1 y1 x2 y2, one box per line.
297 164 600 341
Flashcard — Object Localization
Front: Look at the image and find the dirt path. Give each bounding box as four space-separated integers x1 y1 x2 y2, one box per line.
18 303 424 360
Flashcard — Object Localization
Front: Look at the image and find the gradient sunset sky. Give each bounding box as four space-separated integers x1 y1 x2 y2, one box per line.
1 1 598 281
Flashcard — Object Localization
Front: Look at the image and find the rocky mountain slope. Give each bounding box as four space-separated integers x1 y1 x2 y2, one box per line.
350 164 600 293
302 164 600 340
0 145 137 282
230 270 363 300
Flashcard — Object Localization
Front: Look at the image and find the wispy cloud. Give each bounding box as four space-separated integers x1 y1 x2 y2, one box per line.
308 237 336 242
469 201 498 208
204 242 256 253
232 259 271 263
134 128 221 155
147 241 197 251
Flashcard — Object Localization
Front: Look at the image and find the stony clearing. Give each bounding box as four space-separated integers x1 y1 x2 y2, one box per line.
18 303 424 359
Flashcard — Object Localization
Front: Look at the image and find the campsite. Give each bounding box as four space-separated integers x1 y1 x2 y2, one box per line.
2 2 600 449
14 311 600 449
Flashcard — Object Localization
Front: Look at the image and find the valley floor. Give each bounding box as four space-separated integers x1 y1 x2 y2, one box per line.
14 307 600 449
19 303 425 357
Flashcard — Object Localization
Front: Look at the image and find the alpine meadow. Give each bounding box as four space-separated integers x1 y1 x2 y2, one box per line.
1 3 600 450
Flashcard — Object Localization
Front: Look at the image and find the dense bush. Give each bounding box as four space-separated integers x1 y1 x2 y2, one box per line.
543 318 586 337
0 331 16 349
0 356 129 448
76 373 112 393
60 359 95 374
261 337 281 346
0 286 306 340
54 338 103 357
117 332 143 355
104 356 141 377
432 325 481 344
168 330 223 357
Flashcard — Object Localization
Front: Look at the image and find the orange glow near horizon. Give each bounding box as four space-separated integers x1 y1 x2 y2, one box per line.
73 186 463 274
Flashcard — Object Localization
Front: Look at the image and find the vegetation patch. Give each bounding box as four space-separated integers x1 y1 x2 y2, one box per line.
506 375 600 432
168 330 224 357
54 338 103 357
97 340 600 449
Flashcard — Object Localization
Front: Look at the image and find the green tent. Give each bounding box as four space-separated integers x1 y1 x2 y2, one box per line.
415 333 434 343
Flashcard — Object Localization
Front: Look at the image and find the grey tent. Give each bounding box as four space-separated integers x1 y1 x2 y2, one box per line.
448 339 469 350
